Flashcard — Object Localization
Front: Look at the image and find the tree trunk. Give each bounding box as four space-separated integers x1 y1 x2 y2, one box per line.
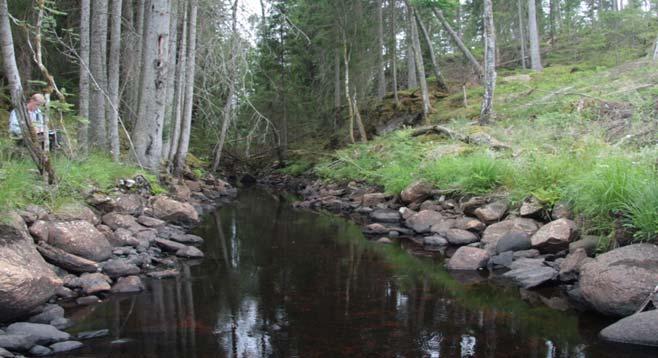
352 95 367 143
0 0 55 183
408 4 431 122
406 7 417 89
343 36 356 144
431 7 483 78
162 0 179 161
376 0 386 99
174 0 197 174
413 8 448 92
107 0 123 161
89 0 109 150
480 0 497 125
128 0 146 128
517 0 527 69
133 0 171 170
334 46 340 128
528 0 543 71
168 3 188 165
389 0 399 106
78 0 91 153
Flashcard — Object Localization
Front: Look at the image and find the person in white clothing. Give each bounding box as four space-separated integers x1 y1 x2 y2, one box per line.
8 93 46 137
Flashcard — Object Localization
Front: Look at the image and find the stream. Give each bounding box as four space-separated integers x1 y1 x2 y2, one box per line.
65 188 658 357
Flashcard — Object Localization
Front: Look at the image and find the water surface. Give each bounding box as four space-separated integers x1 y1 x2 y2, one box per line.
68 188 658 357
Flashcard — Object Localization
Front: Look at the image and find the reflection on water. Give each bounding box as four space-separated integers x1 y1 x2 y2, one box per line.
67 188 658 357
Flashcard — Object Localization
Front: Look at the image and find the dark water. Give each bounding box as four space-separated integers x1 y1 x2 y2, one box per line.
67 188 657 357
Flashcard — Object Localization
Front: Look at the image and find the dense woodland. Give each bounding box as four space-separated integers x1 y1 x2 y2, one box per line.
0 0 657 244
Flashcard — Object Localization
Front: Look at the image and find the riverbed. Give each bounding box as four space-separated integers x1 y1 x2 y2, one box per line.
64 188 658 357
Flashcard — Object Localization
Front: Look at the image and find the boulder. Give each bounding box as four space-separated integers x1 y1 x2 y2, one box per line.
176 245 204 258
0 212 62 322
460 197 488 216
25 205 49 220
453 217 486 233
28 304 64 324
551 202 572 220
360 193 389 207
48 220 112 261
112 276 144 293
481 218 541 254
423 235 448 247
0 334 38 352
108 228 141 247
102 259 141 278
569 236 598 256
490 251 514 268
513 249 540 259
519 196 547 220
370 209 401 223
78 273 112 295
155 238 186 252
36 242 99 273
580 244 658 316
474 200 508 224
496 232 532 253
137 215 166 228
109 194 145 215
446 247 490 270
530 218 578 253
0 347 15 357
399 207 416 220
76 296 101 305
29 220 50 242
172 184 191 202
101 212 141 231
150 196 199 225
558 248 589 282
600 310 658 347
29 345 51 356
400 181 433 204
503 262 557 288
50 317 73 330
170 233 204 245
5 322 69 345
52 203 99 225
445 229 479 245
50 341 83 353
405 210 443 233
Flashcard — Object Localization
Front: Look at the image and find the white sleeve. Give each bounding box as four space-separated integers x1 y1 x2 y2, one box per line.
8 109 21 136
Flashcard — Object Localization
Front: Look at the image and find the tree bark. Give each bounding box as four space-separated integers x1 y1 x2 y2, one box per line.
107 0 123 161
162 0 179 161
334 46 340 128
431 7 483 78
480 0 497 125
389 0 399 106
517 0 527 69
376 0 386 99
408 4 431 122
168 3 188 164
406 6 417 89
78 0 91 153
413 8 448 92
528 0 543 71
174 0 198 174
133 0 171 170
0 0 55 183
89 0 109 150
343 36 355 144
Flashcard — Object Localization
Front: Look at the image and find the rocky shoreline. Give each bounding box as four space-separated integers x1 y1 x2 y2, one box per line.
261 173 658 348
0 175 236 356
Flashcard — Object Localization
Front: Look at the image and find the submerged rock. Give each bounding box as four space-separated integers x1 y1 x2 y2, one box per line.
446 247 490 270
503 265 557 289
5 322 69 345
50 340 83 353
600 310 658 347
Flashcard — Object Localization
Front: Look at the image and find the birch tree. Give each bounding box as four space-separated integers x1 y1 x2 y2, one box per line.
89 0 109 149
431 7 483 78
78 0 91 153
528 0 543 71
389 0 400 106
107 0 123 161
406 6 417 89
376 0 386 99
413 8 448 92
480 0 497 125
517 0 527 69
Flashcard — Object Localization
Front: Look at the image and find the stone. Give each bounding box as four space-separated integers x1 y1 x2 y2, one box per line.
77 329 109 340
76 296 101 305
496 232 532 253
474 200 508 224
503 265 557 289
481 218 541 254
50 317 73 330
149 196 199 225
28 304 64 324
405 210 443 233
170 233 204 245
453 217 486 233
460 196 487 216
50 340 83 353
108 228 140 248
569 236 598 256
423 235 448 247
445 229 479 245
519 196 547 219
0 334 38 351
172 184 192 202
0 212 62 322
369 209 401 223
79 273 111 295
25 205 49 220
6 322 69 345
176 246 204 258
53 203 99 225
29 220 50 242
155 238 187 252
399 207 416 220
111 275 144 293
137 215 166 228
363 223 389 235
48 220 112 261
360 193 389 207
29 345 52 356
490 251 514 268
18 210 38 225
558 248 589 282
429 219 455 236
580 244 658 317
530 218 578 254
147 269 180 279
551 202 572 220
513 249 540 259
600 310 658 347
446 247 490 270
36 242 100 273
419 200 442 212
102 213 141 233
400 181 433 204
110 194 145 215
376 237 393 244
102 259 141 278
0 347 14 357
55 286 76 299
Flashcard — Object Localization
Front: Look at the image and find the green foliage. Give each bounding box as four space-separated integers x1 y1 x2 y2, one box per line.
279 160 314 176
422 151 511 195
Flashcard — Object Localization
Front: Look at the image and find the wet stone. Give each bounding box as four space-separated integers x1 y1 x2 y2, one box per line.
77 329 110 340
29 345 52 356
0 347 14 357
0 334 38 352
490 251 514 268
76 295 101 305
50 340 83 353
6 322 70 345
147 269 180 279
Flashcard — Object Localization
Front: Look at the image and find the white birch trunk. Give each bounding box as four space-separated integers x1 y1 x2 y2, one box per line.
518 0 527 69
413 8 448 92
431 7 483 78
78 0 91 153
528 0 543 71
107 0 123 161
376 0 386 99
162 0 179 160
480 0 497 125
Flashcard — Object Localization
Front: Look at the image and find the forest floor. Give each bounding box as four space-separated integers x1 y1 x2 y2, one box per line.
281 58 658 250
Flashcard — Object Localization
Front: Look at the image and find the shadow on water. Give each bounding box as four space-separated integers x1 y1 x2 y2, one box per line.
66 187 658 357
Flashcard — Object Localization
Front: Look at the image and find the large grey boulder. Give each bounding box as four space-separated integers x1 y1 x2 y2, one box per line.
530 218 578 253
445 229 479 245
0 334 38 351
48 220 112 261
5 322 70 345
600 310 658 347
503 264 557 289
400 181 433 204
149 196 199 225
580 244 658 317
481 218 541 254
446 247 490 270
0 212 62 322
496 232 532 253
405 210 443 233
474 200 508 224
101 212 142 231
